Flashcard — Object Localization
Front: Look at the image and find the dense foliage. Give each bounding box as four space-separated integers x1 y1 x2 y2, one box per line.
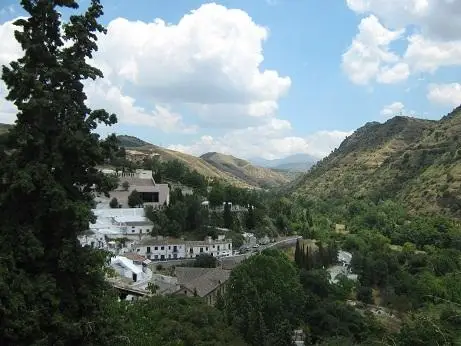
115 297 246 346
0 1 122 344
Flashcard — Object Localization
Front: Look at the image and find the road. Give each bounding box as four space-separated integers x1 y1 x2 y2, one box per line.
219 236 301 269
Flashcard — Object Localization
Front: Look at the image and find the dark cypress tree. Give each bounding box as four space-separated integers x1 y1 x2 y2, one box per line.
0 1 121 344
223 202 233 229
294 239 301 267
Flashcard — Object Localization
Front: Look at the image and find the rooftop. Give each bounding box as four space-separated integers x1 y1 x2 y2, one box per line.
111 256 143 275
138 237 184 246
93 208 145 218
122 252 147 262
175 267 231 297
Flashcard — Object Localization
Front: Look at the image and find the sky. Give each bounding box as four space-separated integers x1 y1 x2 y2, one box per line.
0 0 460 160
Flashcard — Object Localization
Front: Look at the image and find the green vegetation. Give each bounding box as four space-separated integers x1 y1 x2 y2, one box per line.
292 112 461 218
2 1 461 345
116 297 246 346
0 1 121 344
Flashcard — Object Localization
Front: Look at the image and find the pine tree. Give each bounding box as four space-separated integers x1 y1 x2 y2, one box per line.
0 1 121 344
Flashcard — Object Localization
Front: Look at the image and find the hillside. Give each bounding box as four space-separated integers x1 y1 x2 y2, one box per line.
200 152 290 188
292 108 461 218
0 123 12 135
250 153 317 172
117 136 291 188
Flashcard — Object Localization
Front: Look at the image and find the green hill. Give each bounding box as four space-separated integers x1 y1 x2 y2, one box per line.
292 107 461 218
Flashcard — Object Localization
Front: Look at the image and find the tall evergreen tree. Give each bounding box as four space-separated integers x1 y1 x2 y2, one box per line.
223 202 233 229
0 1 120 344
294 239 301 267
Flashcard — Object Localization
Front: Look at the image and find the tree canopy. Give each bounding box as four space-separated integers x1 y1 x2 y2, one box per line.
0 1 120 344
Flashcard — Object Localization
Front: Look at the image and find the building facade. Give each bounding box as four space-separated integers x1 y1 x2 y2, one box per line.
185 236 233 258
131 235 232 260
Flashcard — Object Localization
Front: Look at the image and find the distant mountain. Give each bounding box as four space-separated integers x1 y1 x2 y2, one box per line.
200 152 290 188
291 109 461 218
116 135 293 188
250 153 318 172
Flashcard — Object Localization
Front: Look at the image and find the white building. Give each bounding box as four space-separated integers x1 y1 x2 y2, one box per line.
78 231 106 249
338 250 352 266
110 169 170 208
133 238 187 261
89 208 153 235
185 235 232 258
110 255 149 283
131 235 232 260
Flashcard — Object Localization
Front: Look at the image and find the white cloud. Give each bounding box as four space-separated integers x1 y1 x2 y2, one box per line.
380 101 406 118
1 4 291 132
427 83 461 107
85 79 197 133
344 0 461 84
92 3 291 128
0 18 23 123
342 15 407 85
169 121 352 160
404 35 461 73
346 0 461 41
377 62 410 83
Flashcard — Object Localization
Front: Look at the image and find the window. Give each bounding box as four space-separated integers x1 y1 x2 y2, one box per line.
161 246 164 250
147 247 151 253
154 246 158 250
132 230 135 233
160 255 165 260
154 255 158 259
228 244 231 249
152 192 159 202
168 246 171 250
206 247 208 251
217 245 220 250
173 253 177 259
200 247 203 253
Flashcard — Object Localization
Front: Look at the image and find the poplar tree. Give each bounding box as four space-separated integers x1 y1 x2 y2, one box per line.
0 1 120 344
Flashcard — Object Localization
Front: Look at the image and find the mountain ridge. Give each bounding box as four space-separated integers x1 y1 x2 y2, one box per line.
116 135 291 188
292 110 461 218
200 151 290 188
250 153 318 172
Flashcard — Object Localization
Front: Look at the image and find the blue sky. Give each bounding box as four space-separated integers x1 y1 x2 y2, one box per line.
1 0 460 159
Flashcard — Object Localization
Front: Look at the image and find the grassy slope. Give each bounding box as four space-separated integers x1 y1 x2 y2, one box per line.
292 108 461 218
200 152 290 188
117 136 257 188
